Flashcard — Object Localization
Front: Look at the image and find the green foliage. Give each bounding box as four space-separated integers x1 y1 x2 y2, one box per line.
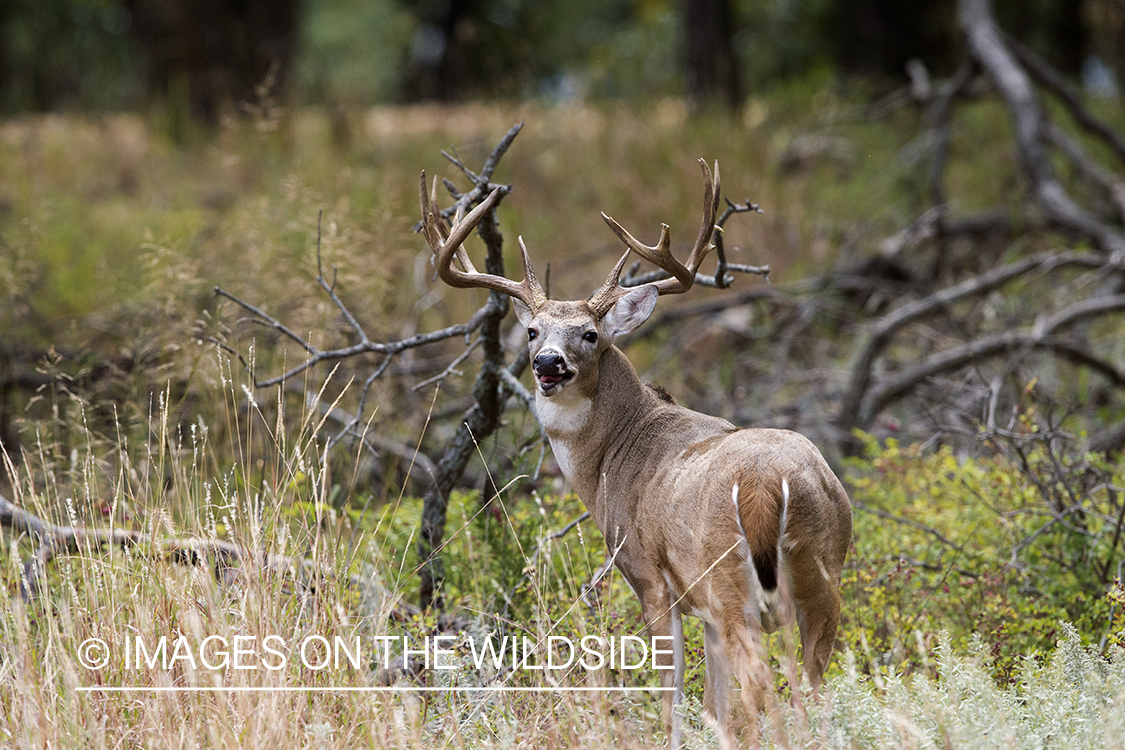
842 434 1125 681
297 0 415 105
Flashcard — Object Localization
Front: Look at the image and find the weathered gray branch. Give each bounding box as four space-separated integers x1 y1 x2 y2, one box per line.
416 122 529 610
857 295 1125 427
212 286 492 388
0 491 416 620
958 0 1125 257
1046 123 1125 222
837 251 1117 439
1004 34 1125 166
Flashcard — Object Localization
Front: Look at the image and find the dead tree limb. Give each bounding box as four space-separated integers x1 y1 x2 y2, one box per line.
0 491 417 619
212 287 492 389
1004 34 1125 166
857 295 1125 428
958 0 1125 257
837 251 1119 441
415 122 529 611
212 123 533 611
1046 123 1125 223
927 62 975 210
1088 422 1125 455
285 380 439 486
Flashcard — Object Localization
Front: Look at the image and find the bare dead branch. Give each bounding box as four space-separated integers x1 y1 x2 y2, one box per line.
928 62 975 209
285 381 439 487
1046 123 1125 222
480 122 524 182
852 498 962 550
887 554 981 580
878 205 948 258
315 209 369 344
860 314 1125 427
0 491 417 620
958 0 1125 256
1004 34 1125 166
1103 488 1125 583
412 338 481 391
499 368 535 413
1088 421 1125 455
521 511 591 581
416 125 530 610
213 285 319 356
712 197 767 288
838 251 1119 438
214 285 493 388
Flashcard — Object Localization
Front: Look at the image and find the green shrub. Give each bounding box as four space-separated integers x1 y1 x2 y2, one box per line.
842 433 1125 682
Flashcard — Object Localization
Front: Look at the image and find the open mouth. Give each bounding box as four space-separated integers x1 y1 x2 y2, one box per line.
535 371 573 391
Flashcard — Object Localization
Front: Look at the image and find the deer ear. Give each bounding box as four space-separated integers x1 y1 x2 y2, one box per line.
603 285 658 338
512 298 534 327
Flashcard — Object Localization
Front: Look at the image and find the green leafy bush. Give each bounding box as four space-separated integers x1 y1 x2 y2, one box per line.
842 432 1125 682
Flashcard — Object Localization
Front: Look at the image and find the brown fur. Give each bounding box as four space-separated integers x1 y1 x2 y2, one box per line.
735 470 784 592
646 382 677 404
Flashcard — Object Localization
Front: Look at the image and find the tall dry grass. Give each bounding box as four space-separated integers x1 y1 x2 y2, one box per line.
2 358 1125 749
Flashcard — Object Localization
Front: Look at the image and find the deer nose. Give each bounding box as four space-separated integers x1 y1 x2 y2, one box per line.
533 352 566 374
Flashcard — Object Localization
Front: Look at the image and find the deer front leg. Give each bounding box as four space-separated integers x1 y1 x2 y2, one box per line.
702 622 736 750
640 581 685 748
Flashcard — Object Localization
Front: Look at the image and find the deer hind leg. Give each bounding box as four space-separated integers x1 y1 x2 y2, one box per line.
790 552 842 695
702 622 736 750
718 618 771 747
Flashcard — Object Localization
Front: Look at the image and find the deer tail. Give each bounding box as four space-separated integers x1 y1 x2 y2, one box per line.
732 474 788 592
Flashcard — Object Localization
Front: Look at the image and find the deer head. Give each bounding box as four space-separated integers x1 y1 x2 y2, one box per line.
420 159 719 407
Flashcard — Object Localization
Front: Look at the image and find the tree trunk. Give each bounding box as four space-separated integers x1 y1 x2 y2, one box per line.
681 0 740 110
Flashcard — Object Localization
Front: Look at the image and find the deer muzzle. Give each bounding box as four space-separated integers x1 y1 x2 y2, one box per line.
532 351 572 394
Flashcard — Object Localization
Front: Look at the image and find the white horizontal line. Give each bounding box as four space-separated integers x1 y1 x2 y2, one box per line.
76 686 672 693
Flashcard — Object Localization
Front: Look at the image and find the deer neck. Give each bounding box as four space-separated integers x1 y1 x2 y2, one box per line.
536 346 653 511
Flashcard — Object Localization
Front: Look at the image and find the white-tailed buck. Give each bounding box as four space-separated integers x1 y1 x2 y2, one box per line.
420 160 853 748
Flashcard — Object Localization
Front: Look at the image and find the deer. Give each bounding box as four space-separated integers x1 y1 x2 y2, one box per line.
419 160 853 749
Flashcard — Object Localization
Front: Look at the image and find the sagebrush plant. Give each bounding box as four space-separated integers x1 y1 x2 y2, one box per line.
757 628 1125 749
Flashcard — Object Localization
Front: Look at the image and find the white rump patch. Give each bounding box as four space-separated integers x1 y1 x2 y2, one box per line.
780 478 789 535
731 482 746 540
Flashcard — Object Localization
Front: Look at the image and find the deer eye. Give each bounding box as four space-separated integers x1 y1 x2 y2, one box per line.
583 330 598 344
528 328 538 341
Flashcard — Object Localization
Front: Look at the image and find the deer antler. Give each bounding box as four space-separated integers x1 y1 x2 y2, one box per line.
599 158 721 298
419 171 547 312
586 249 634 317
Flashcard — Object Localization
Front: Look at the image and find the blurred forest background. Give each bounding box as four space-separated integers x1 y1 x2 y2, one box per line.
5 3 1125 745
2 0 1121 114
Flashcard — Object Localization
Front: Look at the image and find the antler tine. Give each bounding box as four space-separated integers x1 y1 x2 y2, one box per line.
516 237 548 305
600 158 721 296
587 249 634 316
418 171 546 310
